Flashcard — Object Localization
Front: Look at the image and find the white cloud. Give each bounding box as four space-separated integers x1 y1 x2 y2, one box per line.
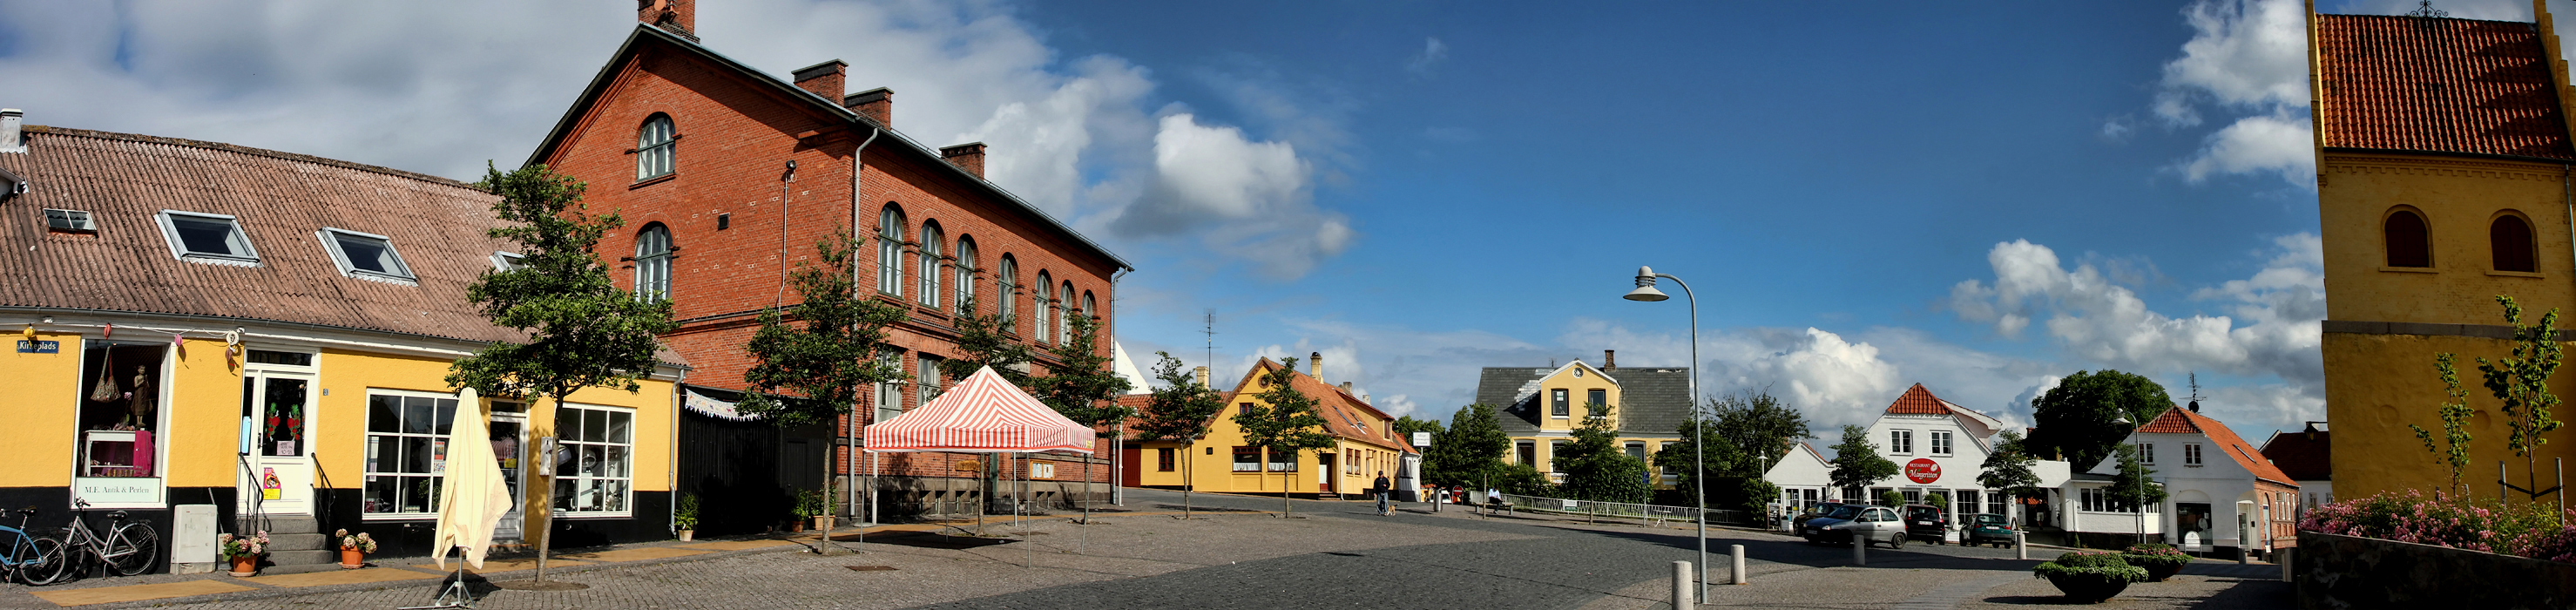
1111 114 1353 278
1404 37 1449 77
2180 112 2314 186
2147 0 2316 186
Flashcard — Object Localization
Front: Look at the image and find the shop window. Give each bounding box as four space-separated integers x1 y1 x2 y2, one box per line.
1267 448 1297 472
1986 491 2008 516
2493 214 2537 272
2385 209 2430 268
156 210 260 264
1956 490 1980 517
77 342 168 482
1232 446 1260 472
319 227 416 282
1156 448 1175 472
554 403 633 516
363 391 458 517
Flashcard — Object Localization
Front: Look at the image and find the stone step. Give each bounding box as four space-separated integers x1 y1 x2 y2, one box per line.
252 516 320 534
268 533 329 552
266 549 335 567
255 561 351 575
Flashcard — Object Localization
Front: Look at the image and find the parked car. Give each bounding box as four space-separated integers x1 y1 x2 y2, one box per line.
1809 505 1909 548
1901 504 1951 545
1791 502 1849 537
1964 513 2015 547
1798 504 1863 542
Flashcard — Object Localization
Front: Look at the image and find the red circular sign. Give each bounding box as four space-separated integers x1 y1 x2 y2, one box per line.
1905 458 1942 484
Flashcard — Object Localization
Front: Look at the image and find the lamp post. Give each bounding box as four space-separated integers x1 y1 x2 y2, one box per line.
2113 414 2145 546
1623 266 1704 602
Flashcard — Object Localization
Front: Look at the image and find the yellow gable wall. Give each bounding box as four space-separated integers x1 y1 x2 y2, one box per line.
1535 363 1621 432
0 330 84 487
1169 364 1408 495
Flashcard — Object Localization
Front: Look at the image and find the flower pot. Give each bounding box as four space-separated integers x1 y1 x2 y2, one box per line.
2135 560 2183 582
789 521 806 532
678 529 694 542
813 516 829 532
227 556 260 577
340 548 366 569
2042 573 2131 603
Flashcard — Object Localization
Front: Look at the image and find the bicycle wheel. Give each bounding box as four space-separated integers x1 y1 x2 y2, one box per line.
105 523 157 576
17 536 69 586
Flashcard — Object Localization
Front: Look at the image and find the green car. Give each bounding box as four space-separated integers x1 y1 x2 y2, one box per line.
1964 513 2016 547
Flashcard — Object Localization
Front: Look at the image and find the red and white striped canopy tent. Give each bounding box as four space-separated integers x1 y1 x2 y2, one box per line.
862 365 1094 454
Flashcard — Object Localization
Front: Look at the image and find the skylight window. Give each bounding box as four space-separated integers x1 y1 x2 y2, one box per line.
44 209 97 233
155 210 259 264
491 251 526 272
318 227 415 281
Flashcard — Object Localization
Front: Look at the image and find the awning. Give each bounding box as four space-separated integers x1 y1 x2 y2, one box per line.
862 365 1093 454
681 386 761 422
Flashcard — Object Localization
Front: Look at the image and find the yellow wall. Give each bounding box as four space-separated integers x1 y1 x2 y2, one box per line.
1534 363 1620 432
165 336 248 488
2322 331 2576 498
1143 363 1411 495
0 330 82 487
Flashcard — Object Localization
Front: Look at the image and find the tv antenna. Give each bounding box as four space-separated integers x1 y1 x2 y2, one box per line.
1203 309 1218 375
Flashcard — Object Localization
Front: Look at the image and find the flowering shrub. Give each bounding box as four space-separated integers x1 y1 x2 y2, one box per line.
2299 490 2576 563
2119 543 2191 568
218 531 270 559
2033 551 2148 582
335 529 377 553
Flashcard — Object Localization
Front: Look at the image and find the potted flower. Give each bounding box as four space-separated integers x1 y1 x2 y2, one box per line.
675 493 700 542
335 529 377 569
2032 551 2147 603
788 491 815 532
801 490 831 532
219 531 269 577
2119 543 2190 582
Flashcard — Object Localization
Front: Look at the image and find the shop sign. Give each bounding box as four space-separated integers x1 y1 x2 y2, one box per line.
73 477 162 505
17 340 59 353
954 459 980 471
1028 462 1056 479
1904 458 1942 484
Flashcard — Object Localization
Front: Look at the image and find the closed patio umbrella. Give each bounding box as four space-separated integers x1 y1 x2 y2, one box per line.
432 387 514 570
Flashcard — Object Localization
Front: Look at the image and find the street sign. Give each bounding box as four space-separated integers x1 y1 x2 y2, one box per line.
1411 431 1431 447
17 340 58 353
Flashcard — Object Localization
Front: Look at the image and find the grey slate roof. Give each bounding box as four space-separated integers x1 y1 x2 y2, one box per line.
1474 366 1694 436
1476 367 1550 433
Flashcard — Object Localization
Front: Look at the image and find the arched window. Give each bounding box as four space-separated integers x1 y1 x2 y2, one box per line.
997 255 1018 330
2385 209 2431 268
877 205 905 295
1034 271 1054 344
954 237 977 315
634 223 673 302
1059 281 1077 341
637 114 676 180
918 221 944 308
2493 214 2537 273
1082 291 1097 322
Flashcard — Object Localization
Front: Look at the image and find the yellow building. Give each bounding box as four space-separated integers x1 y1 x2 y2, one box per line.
2310 4 2576 499
1126 355 1414 498
1476 352 1688 485
0 120 686 573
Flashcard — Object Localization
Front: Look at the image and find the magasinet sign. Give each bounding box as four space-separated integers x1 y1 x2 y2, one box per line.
1904 458 1941 484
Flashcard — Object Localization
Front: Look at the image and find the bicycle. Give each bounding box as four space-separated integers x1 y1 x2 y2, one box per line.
51 498 158 580
0 507 68 585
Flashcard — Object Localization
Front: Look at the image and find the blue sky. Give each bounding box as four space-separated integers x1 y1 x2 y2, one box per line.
2 0 2550 442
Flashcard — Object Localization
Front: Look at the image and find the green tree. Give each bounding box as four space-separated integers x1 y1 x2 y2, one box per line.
735 232 911 555
936 297 1038 389
1828 425 1899 495
2029 370 2174 469
1709 390 1812 476
1877 489 1904 508
2103 444 2167 511
1027 315 1132 523
1552 404 1651 503
1977 430 2045 502
1739 478 1782 513
1654 417 1743 505
1132 351 1227 518
1495 462 1557 497
2411 352 2477 501
1424 403 1511 489
1234 358 1336 517
1392 416 1445 444
2476 295 2566 503
446 163 678 582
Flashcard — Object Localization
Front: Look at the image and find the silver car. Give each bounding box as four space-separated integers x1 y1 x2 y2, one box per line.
1820 506 1910 548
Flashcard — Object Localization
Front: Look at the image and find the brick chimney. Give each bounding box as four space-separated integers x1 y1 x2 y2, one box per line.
843 87 893 127
792 60 846 105
939 142 986 178
1603 349 1616 373
1193 366 1210 389
1309 351 1323 383
638 0 698 42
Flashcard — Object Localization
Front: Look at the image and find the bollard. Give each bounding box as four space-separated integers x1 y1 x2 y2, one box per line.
1673 560 1694 607
2014 532 2027 560
2279 548 2294 582
1852 532 1866 566
1730 545 1747 585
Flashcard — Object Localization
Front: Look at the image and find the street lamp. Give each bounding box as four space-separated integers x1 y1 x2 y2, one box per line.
1622 266 1706 602
2113 415 2145 546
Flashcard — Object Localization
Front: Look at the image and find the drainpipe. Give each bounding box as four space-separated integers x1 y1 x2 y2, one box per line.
1108 268 1129 505
2563 165 2572 274
848 127 881 525
668 365 686 536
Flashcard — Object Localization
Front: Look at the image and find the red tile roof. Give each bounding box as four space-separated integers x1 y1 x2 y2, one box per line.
1885 383 1951 415
2260 427 2332 482
2316 14 2576 159
2139 407 2298 486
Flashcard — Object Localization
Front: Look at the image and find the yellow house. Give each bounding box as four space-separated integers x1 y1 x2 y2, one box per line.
1126 356 1414 498
0 121 686 573
2309 4 2576 499
1476 352 1689 485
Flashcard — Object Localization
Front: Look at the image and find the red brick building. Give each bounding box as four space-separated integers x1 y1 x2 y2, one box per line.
523 2 1130 525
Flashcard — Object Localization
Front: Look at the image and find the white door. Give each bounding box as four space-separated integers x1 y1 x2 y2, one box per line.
240 370 317 515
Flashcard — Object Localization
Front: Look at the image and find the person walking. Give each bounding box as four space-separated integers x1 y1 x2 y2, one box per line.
1372 471 1392 516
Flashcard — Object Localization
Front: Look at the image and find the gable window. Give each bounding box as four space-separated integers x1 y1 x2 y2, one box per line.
319 227 416 282
2138 443 2155 465
1157 447 1175 471
877 205 905 296
1890 430 1913 454
2385 209 2431 268
554 403 634 516
1585 389 1607 417
2492 214 2537 273
997 255 1018 330
43 208 97 233
954 237 977 315
2183 443 2203 466
1930 430 1952 456
636 114 675 180
156 210 259 264
633 223 673 302
918 222 943 308
1232 446 1261 471
1033 271 1054 344
1550 389 1569 417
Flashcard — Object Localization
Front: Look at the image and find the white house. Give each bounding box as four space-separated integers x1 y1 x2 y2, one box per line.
1767 383 2074 535
2062 403 2300 559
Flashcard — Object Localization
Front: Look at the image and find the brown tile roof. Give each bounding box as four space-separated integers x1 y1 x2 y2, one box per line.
1884 383 1951 415
2260 427 2332 481
2138 407 2298 486
2315 14 2576 159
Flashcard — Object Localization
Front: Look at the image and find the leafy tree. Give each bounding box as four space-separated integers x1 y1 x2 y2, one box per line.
1392 416 1445 443
1495 462 1557 497
1877 489 1905 508
1925 491 1949 513
2475 295 2566 503
1709 390 1811 476
2029 370 2174 469
1424 403 1511 489
1132 351 1227 518
2410 352 2477 501
1977 430 2045 502
1027 315 1132 523
937 297 1038 389
1233 358 1336 517
1827 425 1898 493
447 163 678 582
1553 404 1651 504
1654 417 1743 505
735 232 911 555
1739 478 1782 513
2103 444 2167 511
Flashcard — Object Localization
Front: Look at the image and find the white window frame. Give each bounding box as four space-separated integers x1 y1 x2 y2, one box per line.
997 256 1018 329
362 390 461 520
491 251 526 273
916 354 943 406
552 403 635 518
2184 443 2203 466
633 224 673 303
873 351 904 424
2139 442 2155 465
1551 389 1570 418
154 209 260 265
1033 272 1053 344
954 238 977 315
316 227 417 283
636 114 675 180
1232 446 1261 472
1890 430 1913 455
1930 430 1952 456
877 207 905 297
44 208 97 232
918 223 943 308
